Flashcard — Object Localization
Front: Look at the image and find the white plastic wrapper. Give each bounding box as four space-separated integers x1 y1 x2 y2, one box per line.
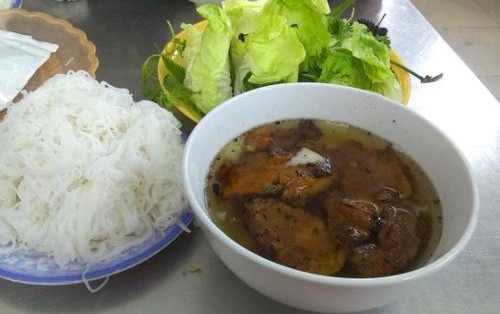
0 30 58 109
0 0 13 9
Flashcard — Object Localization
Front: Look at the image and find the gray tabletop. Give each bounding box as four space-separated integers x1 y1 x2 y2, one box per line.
2 0 499 313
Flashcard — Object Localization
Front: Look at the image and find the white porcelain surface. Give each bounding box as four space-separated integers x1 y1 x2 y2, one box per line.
183 83 479 313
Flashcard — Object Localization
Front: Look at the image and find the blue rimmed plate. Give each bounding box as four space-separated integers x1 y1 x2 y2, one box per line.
0 128 193 285
0 212 193 285
11 0 22 8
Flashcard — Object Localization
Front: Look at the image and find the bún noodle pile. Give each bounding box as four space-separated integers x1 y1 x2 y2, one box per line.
0 71 187 267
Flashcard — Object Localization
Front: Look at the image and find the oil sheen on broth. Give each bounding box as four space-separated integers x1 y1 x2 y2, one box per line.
206 120 442 278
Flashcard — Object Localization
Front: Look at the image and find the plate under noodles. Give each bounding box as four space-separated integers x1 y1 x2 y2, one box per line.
0 71 192 287
0 212 193 286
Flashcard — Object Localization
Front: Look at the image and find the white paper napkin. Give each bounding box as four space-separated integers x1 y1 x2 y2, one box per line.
0 30 59 109
0 0 13 10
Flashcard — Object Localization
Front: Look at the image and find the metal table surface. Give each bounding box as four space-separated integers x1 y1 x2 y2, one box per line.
1 0 499 313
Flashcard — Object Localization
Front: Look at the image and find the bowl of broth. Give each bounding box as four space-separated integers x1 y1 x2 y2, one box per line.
182 83 478 313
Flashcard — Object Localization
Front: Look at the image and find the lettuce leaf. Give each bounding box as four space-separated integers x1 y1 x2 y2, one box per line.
222 0 267 35
228 0 332 94
308 13 402 101
329 0 357 19
372 77 402 102
310 0 331 14
231 4 305 93
174 0 400 114
230 37 251 95
316 48 371 90
182 5 233 114
266 0 331 59
341 22 391 81
340 22 401 100
327 17 352 45
222 0 268 94
181 22 203 69
246 11 305 85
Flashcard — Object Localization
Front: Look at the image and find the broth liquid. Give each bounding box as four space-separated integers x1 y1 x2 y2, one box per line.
206 120 442 275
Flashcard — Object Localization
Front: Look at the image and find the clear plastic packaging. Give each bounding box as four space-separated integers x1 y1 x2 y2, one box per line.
0 0 13 10
0 30 58 109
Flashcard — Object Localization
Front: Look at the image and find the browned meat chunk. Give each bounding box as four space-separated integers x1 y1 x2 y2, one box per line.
338 141 413 198
244 124 277 152
218 153 290 198
349 244 387 275
279 166 334 206
378 204 420 258
323 196 379 247
350 204 420 277
375 186 404 201
218 153 335 203
244 198 346 275
297 120 323 142
244 120 322 153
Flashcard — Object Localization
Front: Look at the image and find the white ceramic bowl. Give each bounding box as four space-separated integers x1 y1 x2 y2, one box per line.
182 83 478 313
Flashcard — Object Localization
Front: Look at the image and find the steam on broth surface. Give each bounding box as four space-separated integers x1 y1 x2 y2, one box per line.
206 120 442 278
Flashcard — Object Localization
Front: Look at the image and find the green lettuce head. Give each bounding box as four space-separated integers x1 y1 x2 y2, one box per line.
183 4 233 114
230 2 306 94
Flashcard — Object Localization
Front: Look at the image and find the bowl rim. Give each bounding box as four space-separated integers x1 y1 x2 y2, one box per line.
183 83 479 287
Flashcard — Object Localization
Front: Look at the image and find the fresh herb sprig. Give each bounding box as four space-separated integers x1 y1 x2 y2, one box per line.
140 54 171 110
358 14 391 46
140 21 201 113
329 0 357 19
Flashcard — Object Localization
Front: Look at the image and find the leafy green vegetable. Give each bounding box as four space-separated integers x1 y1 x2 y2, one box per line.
265 185 279 195
341 23 390 72
227 0 332 93
230 38 250 95
230 2 305 93
246 9 305 85
242 72 286 91
183 4 233 114
163 76 193 103
161 54 185 83
357 17 391 47
310 0 331 14
316 48 371 89
181 22 204 69
329 0 357 19
172 38 187 53
375 34 391 47
222 0 267 35
167 20 187 52
338 21 401 100
162 76 204 117
224 0 270 94
140 22 191 112
327 17 352 45
371 77 402 102
267 0 331 59
304 1 402 101
140 54 172 110
141 0 405 117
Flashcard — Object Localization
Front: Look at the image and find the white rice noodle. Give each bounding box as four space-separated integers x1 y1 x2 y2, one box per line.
82 268 109 293
0 71 187 267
